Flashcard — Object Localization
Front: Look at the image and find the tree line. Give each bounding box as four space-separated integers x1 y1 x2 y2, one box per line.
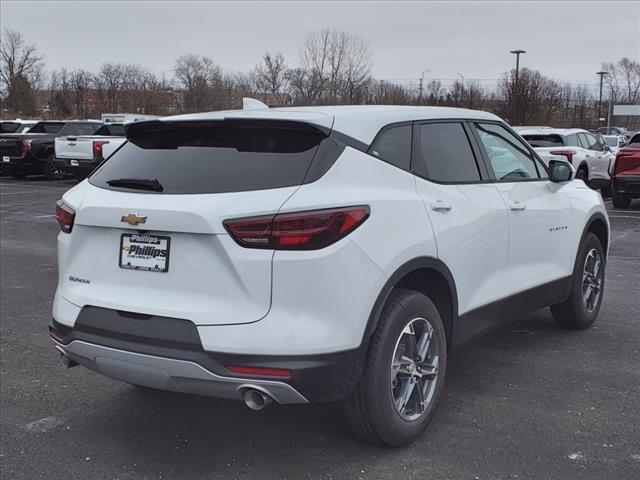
1 27 638 128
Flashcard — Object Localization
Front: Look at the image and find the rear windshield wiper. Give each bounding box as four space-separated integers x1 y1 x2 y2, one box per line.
106 178 164 192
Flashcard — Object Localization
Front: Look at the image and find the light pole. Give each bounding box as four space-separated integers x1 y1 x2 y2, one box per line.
510 49 526 124
596 70 608 129
457 72 465 104
418 69 431 103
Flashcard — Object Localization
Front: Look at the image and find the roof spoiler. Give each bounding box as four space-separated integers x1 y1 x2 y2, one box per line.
242 98 269 111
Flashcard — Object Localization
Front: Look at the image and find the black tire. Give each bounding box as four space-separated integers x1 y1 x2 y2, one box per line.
611 190 631 209
550 233 605 329
9 167 27 179
343 289 447 446
43 152 64 180
575 166 588 182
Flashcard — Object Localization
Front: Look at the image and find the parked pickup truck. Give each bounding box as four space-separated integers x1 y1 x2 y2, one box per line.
54 123 126 180
1 120 102 179
519 128 614 193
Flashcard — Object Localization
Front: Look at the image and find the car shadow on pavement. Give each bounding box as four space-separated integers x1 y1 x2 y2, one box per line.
60 309 599 478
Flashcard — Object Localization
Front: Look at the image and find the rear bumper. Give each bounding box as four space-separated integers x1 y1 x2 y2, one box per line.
50 307 368 403
54 157 97 176
53 339 309 404
1 153 42 173
612 174 640 197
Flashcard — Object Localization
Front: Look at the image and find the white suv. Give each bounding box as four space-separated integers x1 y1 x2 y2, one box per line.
51 105 609 446
519 128 614 191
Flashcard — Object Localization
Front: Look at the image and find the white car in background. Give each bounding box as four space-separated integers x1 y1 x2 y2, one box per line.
602 135 627 155
520 128 614 191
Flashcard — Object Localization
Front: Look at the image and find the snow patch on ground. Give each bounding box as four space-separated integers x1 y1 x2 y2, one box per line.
21 416 64 433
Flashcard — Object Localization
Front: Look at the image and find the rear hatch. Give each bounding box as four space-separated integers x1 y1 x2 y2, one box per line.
59 119 333 325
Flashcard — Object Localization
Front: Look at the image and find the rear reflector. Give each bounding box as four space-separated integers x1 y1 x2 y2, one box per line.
22 139 32 153
49 327 67 342
224 206 369 250
226 365 292 378
55 200 75 233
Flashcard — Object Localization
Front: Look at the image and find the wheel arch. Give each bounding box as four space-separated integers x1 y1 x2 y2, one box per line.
582 212 609 260
362 257 458 350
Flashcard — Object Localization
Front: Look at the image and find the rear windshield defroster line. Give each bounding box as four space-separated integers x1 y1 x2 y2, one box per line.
90 120 333 194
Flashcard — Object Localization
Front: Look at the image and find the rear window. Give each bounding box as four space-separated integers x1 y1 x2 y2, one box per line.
89 121 328 194
522 134 564 147
59 122 101 136
27 122 64 134
94 124 125 136
1 122 20 133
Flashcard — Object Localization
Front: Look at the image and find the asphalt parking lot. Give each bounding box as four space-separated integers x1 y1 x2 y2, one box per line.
1 177 639 480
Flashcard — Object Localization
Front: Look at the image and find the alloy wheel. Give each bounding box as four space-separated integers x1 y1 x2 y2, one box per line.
390 317 440 421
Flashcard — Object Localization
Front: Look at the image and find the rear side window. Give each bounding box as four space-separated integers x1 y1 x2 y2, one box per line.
629 134 640 147
369 124 411 170
59 123 101 136
27 122 64 134
0 122 20 133
90 121 328 194
94 124 125 136
414 122 481 183
522 134 564 148
475 123 542 181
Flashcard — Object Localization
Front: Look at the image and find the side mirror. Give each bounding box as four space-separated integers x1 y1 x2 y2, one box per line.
549 160 574 183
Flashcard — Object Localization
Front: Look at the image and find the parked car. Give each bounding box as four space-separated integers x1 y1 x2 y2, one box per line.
55 114 160 180
54 123 127 180
602 135 627 154
597 126 631 140
0 119 38 134
101 113 159 124
610 132 640 209
511 125 552 132
51 105 609 446
520 128 614 192
1 120 101 179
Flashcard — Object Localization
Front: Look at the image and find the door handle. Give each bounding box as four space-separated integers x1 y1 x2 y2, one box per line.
509 201 527 211
430 200 452 212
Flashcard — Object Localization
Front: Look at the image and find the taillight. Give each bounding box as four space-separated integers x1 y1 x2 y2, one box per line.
55 200 75 233
93 140 109 159
22 139 32 153
550 150 576 164
224 206 370 250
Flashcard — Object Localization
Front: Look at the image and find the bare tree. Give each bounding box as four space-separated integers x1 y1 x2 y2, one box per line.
294 29 372 104
255 52 288 106
0 28 45 113
174 54 223 112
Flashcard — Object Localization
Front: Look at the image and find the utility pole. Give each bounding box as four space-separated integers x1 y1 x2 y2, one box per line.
457 72 465 105
596 70 608 130
418 69 431 103
510 49 526 124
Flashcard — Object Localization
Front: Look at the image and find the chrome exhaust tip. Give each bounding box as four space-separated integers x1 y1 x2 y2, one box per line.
58 350 78 368
243 388 273 411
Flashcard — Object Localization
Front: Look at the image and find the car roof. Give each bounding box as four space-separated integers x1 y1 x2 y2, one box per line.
518 128 587 137
161 105 502 145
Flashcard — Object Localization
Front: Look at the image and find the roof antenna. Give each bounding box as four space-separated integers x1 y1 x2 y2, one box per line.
242 98 269 111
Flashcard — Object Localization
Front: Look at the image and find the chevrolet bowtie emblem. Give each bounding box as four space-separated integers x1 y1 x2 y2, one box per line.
121 213 147 226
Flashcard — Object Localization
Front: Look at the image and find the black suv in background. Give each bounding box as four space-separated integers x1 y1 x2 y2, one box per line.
0 121 101 179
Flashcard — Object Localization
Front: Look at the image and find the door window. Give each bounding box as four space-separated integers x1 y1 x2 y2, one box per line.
475 123 542 181
583 133 603 151
413 122 481 183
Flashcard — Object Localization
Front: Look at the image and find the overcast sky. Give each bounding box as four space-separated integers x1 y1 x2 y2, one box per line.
2 1 639 91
